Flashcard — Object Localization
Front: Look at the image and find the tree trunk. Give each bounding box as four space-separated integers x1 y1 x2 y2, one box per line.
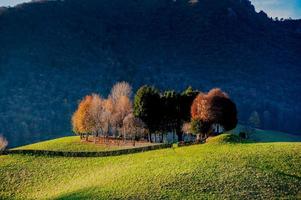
94 132 98 144
148 132 151 143
85 133 89 141
177 131 183 142
172 131 175 143
123 130 126 143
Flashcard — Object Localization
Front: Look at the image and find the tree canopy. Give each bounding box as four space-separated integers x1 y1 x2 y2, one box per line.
191 88 237 133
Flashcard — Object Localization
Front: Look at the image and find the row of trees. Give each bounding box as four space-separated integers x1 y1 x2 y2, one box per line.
72 82 147 145
134 86 199 142
72 82 238 144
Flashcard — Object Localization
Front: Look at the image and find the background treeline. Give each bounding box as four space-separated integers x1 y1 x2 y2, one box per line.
0 0 300 147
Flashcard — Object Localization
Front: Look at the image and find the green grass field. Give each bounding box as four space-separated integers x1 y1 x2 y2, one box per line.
1 134 301 199
12 136 155 152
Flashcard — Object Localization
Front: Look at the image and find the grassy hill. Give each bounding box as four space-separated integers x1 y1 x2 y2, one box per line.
12 136 156 152
0 136 300 199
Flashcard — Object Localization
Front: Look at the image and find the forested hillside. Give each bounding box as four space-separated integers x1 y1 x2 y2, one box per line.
0 0 300 147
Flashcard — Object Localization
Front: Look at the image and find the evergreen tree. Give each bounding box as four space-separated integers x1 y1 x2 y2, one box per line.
134 85 161 142
248 111 261 128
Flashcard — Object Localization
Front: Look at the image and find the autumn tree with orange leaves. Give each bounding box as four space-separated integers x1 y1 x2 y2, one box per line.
72 95 94 141
190 88 237 138
72 82 137 143
110 82 133 138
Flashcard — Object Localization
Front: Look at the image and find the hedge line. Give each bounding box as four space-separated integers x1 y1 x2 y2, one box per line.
178 141 204 147
0 150 8 156
3 144 172 157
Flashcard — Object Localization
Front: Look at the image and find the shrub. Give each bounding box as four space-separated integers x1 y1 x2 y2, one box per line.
239 132 247 139
178 140 202 147
0 135 8 151
190 119 210 141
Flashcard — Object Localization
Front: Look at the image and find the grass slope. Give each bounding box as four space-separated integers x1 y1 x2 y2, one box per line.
251 129 301 142
1 140 301 199
12 136 155 152
206 134 242 144
233 125 301 142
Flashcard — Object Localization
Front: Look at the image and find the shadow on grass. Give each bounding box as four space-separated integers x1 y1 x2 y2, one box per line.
53 187 110 200
276 171 301 181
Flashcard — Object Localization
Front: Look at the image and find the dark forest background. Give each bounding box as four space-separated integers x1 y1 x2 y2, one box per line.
0 0 300 147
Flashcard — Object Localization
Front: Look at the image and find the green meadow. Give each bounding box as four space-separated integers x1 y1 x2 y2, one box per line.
0 134 300 199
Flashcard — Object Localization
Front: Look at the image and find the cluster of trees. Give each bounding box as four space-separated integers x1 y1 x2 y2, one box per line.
72 82 147 145
134 86 237 143
72 82 238 144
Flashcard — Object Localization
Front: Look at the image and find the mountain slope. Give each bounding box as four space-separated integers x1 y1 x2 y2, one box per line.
0 0 300 147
